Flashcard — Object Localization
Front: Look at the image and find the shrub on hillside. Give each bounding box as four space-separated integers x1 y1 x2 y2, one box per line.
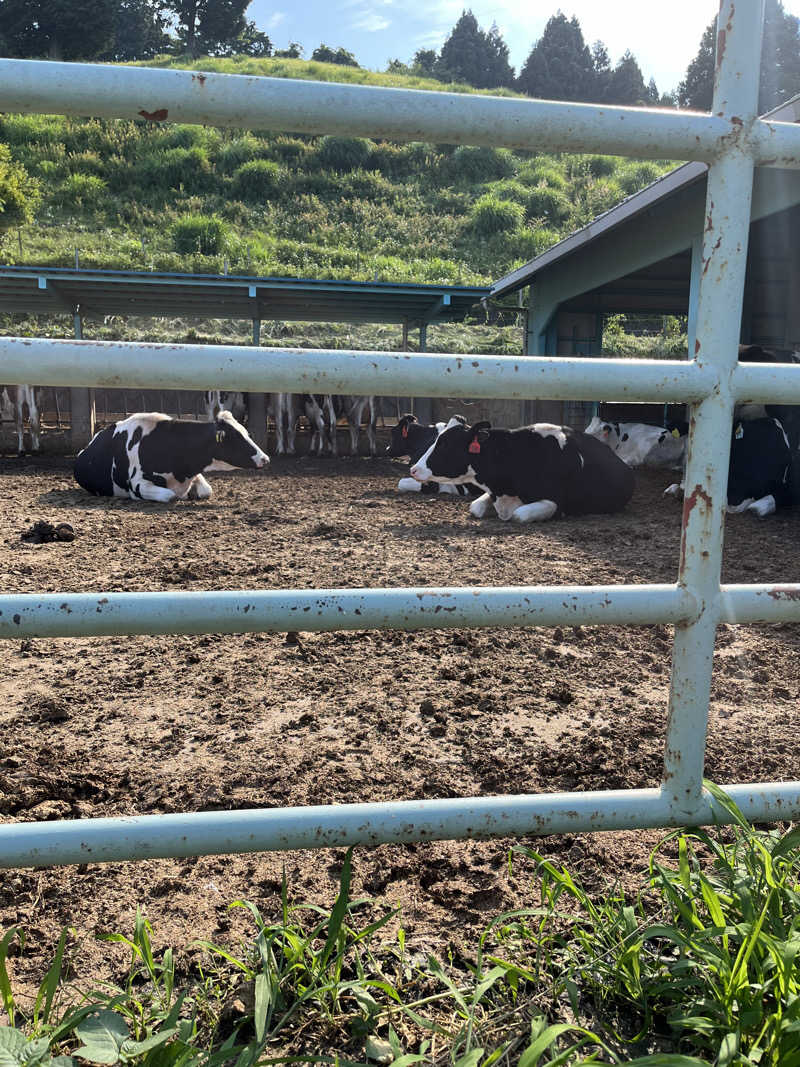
290 171 342 198
231 159 284 201
138 147 216 195
172 214 230 255
582 178 625 218
447 146 516 184
466 195 523 236
586 155 618 178
490 179 530 205
0 114 65 147
526 185 571 224
0 145 40 230
65 151 105 176
337 169 395 201
53 173 107 210
313 136 374 172
270 137 310 166
217 136 266 174
519 162 567 190
618 161 663 196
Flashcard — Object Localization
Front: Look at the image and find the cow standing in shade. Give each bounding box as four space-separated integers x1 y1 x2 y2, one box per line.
387 413 476 496
1 385 41 454
74 410 269 502
410 416 634 522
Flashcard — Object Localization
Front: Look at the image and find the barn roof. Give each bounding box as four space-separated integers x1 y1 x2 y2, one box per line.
0 265 489 326
492 92 800 300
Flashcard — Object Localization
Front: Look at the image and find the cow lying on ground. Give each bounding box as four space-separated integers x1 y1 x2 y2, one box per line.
387 414 476 496
1 385 40 454
74 410 269 502
409 416 635 522
665 415 794 518
585 415 687 468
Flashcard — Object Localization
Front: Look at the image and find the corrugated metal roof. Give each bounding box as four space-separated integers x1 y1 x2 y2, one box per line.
0 266 488 325
491 92 800 298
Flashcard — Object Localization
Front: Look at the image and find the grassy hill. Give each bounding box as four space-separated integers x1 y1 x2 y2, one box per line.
0 56 679 350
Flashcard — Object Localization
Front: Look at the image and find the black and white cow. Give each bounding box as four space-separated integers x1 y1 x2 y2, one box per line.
409 416 635 522
74 410 268 502
1 385 41 454
664 345 800 517
204 390 247 424
665 415 794 518
584 415 687 469
387 413 476 496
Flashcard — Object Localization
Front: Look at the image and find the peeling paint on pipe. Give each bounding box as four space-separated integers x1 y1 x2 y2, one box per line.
0 337 716 403
0 59 734 161
0 584 692 639
0 783 798 869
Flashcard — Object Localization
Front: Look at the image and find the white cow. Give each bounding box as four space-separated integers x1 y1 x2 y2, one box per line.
585 415 686 469
1 385 41 454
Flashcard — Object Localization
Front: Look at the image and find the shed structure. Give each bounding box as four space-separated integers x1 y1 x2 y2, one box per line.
0 267 488 450
491 92 800 430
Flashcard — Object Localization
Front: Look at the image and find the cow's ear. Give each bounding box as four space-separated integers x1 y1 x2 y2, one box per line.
451 414 467 426
470 420 492 435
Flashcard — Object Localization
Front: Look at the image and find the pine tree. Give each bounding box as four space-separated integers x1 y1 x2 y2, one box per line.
607 50 648 105
517 14 594 101
165 0 251 58
436 10 514 89
589 40 611 102
99 0 171 61
678 2 800 113
0 0 116 59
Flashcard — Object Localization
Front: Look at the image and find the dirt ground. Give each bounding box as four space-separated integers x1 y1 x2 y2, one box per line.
1 439 800 1000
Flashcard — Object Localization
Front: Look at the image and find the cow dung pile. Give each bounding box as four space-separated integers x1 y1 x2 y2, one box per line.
20 519 76 544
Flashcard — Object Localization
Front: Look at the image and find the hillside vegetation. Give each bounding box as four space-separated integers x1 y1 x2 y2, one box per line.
2 57 677 295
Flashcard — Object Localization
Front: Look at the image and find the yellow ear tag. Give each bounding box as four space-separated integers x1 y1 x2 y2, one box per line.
215 430 224 443
735 423 744 439
671 427 680 438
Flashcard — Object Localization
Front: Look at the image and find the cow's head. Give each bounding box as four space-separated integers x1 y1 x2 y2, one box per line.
206 410 269 471
410 416 487 484
386 413 419 457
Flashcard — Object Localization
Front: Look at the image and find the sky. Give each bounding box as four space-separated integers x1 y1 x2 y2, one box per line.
248 0 800 96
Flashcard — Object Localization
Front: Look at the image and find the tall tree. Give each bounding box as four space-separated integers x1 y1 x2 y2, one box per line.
679 2 800 112
311 44 359 66
0 145 40 242
99 0 171 61
413 47 437 76
607 50 648 105
210 18 271 56
436 11 514 89
165 0 251 58
0 0 116 59
589 39 611 102
518 14 594 101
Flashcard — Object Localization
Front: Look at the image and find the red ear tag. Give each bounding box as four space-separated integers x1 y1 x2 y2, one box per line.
401 426 408 438
468 439 481 454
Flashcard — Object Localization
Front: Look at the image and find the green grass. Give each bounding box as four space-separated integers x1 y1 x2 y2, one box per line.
1 787 798 1065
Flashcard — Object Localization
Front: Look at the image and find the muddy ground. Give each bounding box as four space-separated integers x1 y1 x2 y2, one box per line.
1 442 799 1004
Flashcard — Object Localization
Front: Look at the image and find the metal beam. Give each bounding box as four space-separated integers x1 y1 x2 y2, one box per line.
0 337 727 403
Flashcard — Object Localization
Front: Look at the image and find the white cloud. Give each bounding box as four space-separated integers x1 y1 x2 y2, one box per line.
267 11 287 29
353 12 392 31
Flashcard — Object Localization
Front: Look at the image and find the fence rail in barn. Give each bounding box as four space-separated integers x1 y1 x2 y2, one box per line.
1 0 800 869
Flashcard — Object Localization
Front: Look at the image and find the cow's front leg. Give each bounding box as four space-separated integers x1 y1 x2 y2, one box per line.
494 495 523 521
135 481 177 503
187 474 213 500
511 500 558 523
469 492 492 518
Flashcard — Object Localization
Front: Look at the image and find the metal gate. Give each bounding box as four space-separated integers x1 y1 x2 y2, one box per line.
1 0 800 869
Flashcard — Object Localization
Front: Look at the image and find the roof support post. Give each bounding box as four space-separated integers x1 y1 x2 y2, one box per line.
70 309 94 452
246 318 268 450
663 0 764 817
415 323 433 424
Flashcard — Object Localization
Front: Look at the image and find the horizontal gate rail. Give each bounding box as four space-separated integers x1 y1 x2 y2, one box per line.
2 584 800 640
1 57 798 166
2 338 800 404
2 0 800 866
1 783 799 870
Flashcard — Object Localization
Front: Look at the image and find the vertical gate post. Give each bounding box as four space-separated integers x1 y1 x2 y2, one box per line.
69 310 95 452
663 0 764 815
414 322 433 424
246 317 268 450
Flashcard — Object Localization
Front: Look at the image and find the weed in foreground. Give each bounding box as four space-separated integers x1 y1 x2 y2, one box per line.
1 787 799 1065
